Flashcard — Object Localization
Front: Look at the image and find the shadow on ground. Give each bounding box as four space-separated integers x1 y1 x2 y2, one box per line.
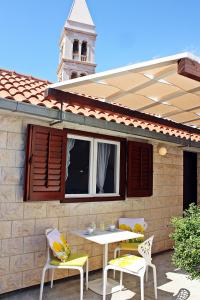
1 251 199 300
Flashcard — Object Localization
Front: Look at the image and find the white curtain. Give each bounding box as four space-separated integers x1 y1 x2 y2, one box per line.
66 138 75 179
96 143 111 193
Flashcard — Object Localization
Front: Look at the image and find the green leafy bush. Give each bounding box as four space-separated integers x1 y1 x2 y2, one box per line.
170 204 200 279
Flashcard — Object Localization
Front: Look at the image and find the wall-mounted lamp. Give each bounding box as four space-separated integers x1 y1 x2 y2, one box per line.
158 144 167 156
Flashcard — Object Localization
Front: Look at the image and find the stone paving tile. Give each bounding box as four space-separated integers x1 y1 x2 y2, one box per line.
0 251 194 300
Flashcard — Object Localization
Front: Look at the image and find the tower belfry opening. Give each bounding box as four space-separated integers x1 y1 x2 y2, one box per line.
81 41 87 61
72 40 79 60
57 0 97 81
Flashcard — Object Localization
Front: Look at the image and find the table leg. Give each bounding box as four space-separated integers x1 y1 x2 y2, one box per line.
88 243 124 295
103 243 108 270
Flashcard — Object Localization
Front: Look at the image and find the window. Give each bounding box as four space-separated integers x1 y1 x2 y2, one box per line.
65 135 120 198
24 125 153 203
24 125 126 203
72 40 79 60
81 41 87 61
70 72 78 79
80 73 86 77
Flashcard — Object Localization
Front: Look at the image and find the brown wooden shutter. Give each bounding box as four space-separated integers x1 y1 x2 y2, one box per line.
119 140 127 199
24 125 67 201
127 141 153 197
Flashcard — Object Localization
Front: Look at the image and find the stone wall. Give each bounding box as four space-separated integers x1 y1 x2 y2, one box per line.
0 112 184 294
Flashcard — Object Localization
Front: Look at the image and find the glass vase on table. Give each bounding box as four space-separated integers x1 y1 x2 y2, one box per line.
90 222 96 232
99 221 105 231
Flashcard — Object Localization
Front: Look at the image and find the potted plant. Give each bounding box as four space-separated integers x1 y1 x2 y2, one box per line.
170 204 200 280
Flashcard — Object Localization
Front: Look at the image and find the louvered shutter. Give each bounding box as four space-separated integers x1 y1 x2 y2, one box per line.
24 125 67 201
127 141 153 197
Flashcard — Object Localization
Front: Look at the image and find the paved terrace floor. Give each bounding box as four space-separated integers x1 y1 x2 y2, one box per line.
1 251 200 300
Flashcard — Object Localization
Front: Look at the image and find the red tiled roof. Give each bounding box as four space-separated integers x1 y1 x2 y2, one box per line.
0 68 200 142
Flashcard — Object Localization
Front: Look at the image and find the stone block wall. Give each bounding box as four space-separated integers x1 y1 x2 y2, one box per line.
0 113 184 294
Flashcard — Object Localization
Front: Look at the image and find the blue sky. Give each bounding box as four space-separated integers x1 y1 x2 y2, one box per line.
0 0 200 82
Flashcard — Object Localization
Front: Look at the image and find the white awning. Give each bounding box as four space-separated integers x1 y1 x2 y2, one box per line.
50 52 200 128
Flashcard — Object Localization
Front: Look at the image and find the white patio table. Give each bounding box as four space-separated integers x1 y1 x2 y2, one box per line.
72 229 143 295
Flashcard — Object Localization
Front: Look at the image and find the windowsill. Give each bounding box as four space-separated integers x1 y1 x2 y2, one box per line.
65 193 120 198
62 194 125 203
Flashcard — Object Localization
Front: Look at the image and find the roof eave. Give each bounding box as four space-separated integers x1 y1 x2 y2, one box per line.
45 87 200 136
1 96 200 148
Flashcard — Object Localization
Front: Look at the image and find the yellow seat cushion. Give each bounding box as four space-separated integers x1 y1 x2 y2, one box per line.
109 255 145 272
50 253 88 267
119 242 141 251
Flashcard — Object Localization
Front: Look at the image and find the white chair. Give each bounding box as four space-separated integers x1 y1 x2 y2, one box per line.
113 218 148 279
103 236 157 300
175 288 190 300
39 229 89 300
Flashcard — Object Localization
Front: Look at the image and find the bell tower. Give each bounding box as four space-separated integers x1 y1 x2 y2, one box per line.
58 0 97 81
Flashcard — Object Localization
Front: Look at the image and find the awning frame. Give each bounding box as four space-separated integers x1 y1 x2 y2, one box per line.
45 88 200 136
48 52 200 130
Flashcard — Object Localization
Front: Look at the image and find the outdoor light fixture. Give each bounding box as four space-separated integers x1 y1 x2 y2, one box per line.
158 144 167 156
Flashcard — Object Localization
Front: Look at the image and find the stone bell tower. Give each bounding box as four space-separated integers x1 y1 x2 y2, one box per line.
57 0 97 81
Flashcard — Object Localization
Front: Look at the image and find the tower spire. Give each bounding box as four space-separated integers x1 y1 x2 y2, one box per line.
67 0 94 27
57 0 97 81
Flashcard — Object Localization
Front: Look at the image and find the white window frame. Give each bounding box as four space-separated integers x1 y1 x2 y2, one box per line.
65 134 120 198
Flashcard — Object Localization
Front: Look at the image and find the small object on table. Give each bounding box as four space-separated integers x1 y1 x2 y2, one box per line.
90 222 96 230
100 222 105 231
85 227 94 235
108 224 116 231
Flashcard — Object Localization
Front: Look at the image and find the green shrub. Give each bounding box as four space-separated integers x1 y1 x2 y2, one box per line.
170 204 200 279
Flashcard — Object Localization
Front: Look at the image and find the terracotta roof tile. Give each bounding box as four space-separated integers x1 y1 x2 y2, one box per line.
0 89 11 98
0 68 200 142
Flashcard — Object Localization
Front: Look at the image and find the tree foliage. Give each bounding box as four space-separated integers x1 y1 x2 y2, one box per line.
170 204 200 279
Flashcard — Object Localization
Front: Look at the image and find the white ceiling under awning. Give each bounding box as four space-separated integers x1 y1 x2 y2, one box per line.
50 52 200 128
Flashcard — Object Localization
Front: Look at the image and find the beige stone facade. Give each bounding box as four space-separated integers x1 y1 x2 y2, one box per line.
0 112 185 295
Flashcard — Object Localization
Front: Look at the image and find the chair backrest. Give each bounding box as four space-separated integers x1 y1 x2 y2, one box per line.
175 289 190 300
45 228 54 262
46 228 71 263
138 235 154 265
119 218 148 233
